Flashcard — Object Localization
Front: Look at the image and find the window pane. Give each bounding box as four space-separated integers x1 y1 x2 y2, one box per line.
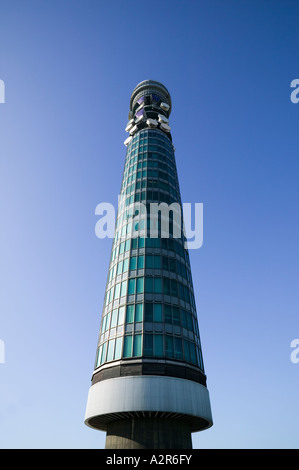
120 280 127 297
123 258 129 272
116 261 123 275
145 255 153 268
169 258 176 273
184 339 190 362
123 335 133 357
164 305 172 324
133 334 142 357
144 334 153 356
101 315 106 333
154 335 164 356
101 342 107 364
114 283 120 299
136 277 144 293
154 278 162 293
130 257 137 270
135 303 143 322
107 339 115 362
181 309 187 328
131 238 138 250
174 337 183 359
145 303 153 322
179 282 184 299
154 255 161 269
145 277 153 293
118 306 125 325
114 337 123 359
184 286 190 303
189 342 197 365
111 309 118 328
170 279 177 297
153 303 162 322
105 312 111 331
172 307 180 325
137 255 144 269
165 335 174 358
126 304 134 323
163 278 170 295
96 345 102 368
186 312 193 331
128 278 136 295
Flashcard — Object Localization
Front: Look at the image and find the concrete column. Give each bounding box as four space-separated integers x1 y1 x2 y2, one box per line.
105 417 192 449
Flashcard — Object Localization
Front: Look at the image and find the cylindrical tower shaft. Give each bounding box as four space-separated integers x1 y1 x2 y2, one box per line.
85 80 213 449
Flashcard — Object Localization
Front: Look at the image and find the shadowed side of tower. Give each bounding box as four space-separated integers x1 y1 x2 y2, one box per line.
85 80 213 449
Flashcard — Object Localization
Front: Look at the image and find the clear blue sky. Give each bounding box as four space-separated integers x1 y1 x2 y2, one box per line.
0 0 298 449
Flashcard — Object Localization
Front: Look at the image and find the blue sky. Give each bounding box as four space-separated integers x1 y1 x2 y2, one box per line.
0 0 298 449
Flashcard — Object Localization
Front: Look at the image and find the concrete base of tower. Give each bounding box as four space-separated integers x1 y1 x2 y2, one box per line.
105 417 192 449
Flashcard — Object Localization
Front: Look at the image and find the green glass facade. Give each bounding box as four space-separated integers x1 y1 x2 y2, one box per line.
85 80 212 449
92 124 206 385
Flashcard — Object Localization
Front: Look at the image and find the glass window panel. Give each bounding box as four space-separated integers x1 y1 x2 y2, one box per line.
95 345 103 367
133 334 142 357
120 280 127 297
137 255 144 269
145 277 153 293
174 337 183 359
101 315 106 333
125 239 131 252
184 286 190 303
154 255 161 269
184 339 190 362
123 258 129 272
114 337 123 359
186 312 193 331
163 278 170 295
107 339 115 362
165 335 174 358
144 334 153 356
145 255 153 268
189 342 197 365
126 304 134 323
128 278 136 295
153 303 162 322
164 305 172 324
169 258 176 273
105 312 111 331
135 303 143 322
114 282 121 299
181 309 187 328
101 342 107 364
136 277 144 294
170 279 178 297
139 238 145 248
172 306 180 325
123 335 133 357
118 306 125 325
131 238 138 250
130 256 137 270
145 303 153 322
154 277 162 293
116 261 123 275
154 334 164 356
111 309 118 328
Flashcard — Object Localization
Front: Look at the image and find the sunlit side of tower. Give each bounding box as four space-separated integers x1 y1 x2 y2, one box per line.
85 80 212 449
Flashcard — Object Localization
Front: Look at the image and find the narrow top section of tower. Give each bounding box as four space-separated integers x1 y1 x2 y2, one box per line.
130 80 172 116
